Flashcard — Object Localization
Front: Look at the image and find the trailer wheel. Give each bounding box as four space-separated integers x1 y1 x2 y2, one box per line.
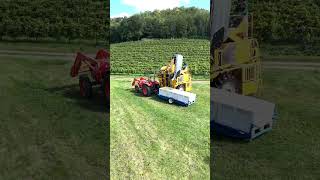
142 85 151 97
168 98 174 104
79 76 92 98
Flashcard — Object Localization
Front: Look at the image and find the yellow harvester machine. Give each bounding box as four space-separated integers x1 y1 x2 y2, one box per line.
210 0 277 140
210 0 262 95
158 54 192 92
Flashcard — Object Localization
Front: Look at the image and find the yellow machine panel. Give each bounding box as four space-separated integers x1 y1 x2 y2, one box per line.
210 7 262 96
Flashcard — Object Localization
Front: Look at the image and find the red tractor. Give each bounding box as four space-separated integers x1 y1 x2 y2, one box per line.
132 77 160 97
70 49 110 100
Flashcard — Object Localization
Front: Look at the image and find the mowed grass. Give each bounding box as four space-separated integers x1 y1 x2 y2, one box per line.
0 56 108 179
110 76 210 179
212 69 320 179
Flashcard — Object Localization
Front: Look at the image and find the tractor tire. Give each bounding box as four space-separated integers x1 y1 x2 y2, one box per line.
79 76 92 98
135 85 140 93
154 84 160 94
142 84 151 97
177 85 185 91
101 77 110 100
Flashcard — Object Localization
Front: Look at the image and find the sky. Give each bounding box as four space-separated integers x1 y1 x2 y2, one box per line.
111 0 210 18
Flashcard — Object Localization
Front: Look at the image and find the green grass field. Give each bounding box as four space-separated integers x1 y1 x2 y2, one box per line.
212 69 320 179
110 76 210 179
0 56 108 179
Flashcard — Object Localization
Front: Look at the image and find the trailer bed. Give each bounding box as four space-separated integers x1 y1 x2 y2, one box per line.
211 88 276 140
158 87 196 106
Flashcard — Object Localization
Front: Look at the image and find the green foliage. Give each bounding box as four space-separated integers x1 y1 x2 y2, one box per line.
111 7 210 43
0 0 109 43
112 2 320 45
251 0 320 44
111 39 210 75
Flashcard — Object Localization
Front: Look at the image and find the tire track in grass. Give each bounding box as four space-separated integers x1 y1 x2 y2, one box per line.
112 80 180 179
111 80 176 179
110 84 150 178
141 83 210 178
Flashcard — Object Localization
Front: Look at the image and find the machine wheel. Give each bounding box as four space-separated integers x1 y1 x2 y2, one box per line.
221 80 237 93
79 76 92 98
215 73 239 93
177 85 185 91
135 85 140 93
101 77 110 100
142 84 151 97
168 98 174 104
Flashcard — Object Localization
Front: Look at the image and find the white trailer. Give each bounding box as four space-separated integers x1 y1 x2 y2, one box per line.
211 88 276 140
158 87 196 106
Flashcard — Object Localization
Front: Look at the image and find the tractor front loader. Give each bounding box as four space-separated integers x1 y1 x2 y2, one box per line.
132 76 160 97
70 49 110 100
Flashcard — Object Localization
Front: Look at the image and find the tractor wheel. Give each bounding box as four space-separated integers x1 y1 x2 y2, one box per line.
177 85 185 91
142 84 151 97
101 77 110 101
154 84 160 94
79 76 92 98
135 85 140 93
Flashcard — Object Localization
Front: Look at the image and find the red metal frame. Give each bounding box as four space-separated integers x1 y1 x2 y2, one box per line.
132 77 159 95
70 49 110 98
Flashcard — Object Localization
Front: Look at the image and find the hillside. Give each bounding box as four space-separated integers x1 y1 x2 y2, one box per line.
110 39 210 75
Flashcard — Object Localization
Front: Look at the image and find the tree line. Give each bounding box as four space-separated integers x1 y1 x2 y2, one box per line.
251 0 320 45
111 7 210 43
0 0 109 43
112 1 320 45
0 0 319 45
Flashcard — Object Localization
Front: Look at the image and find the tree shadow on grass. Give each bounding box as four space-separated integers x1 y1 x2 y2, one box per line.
46 84 109 113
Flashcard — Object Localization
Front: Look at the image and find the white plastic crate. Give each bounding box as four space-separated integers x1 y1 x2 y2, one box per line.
158 87 196 106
